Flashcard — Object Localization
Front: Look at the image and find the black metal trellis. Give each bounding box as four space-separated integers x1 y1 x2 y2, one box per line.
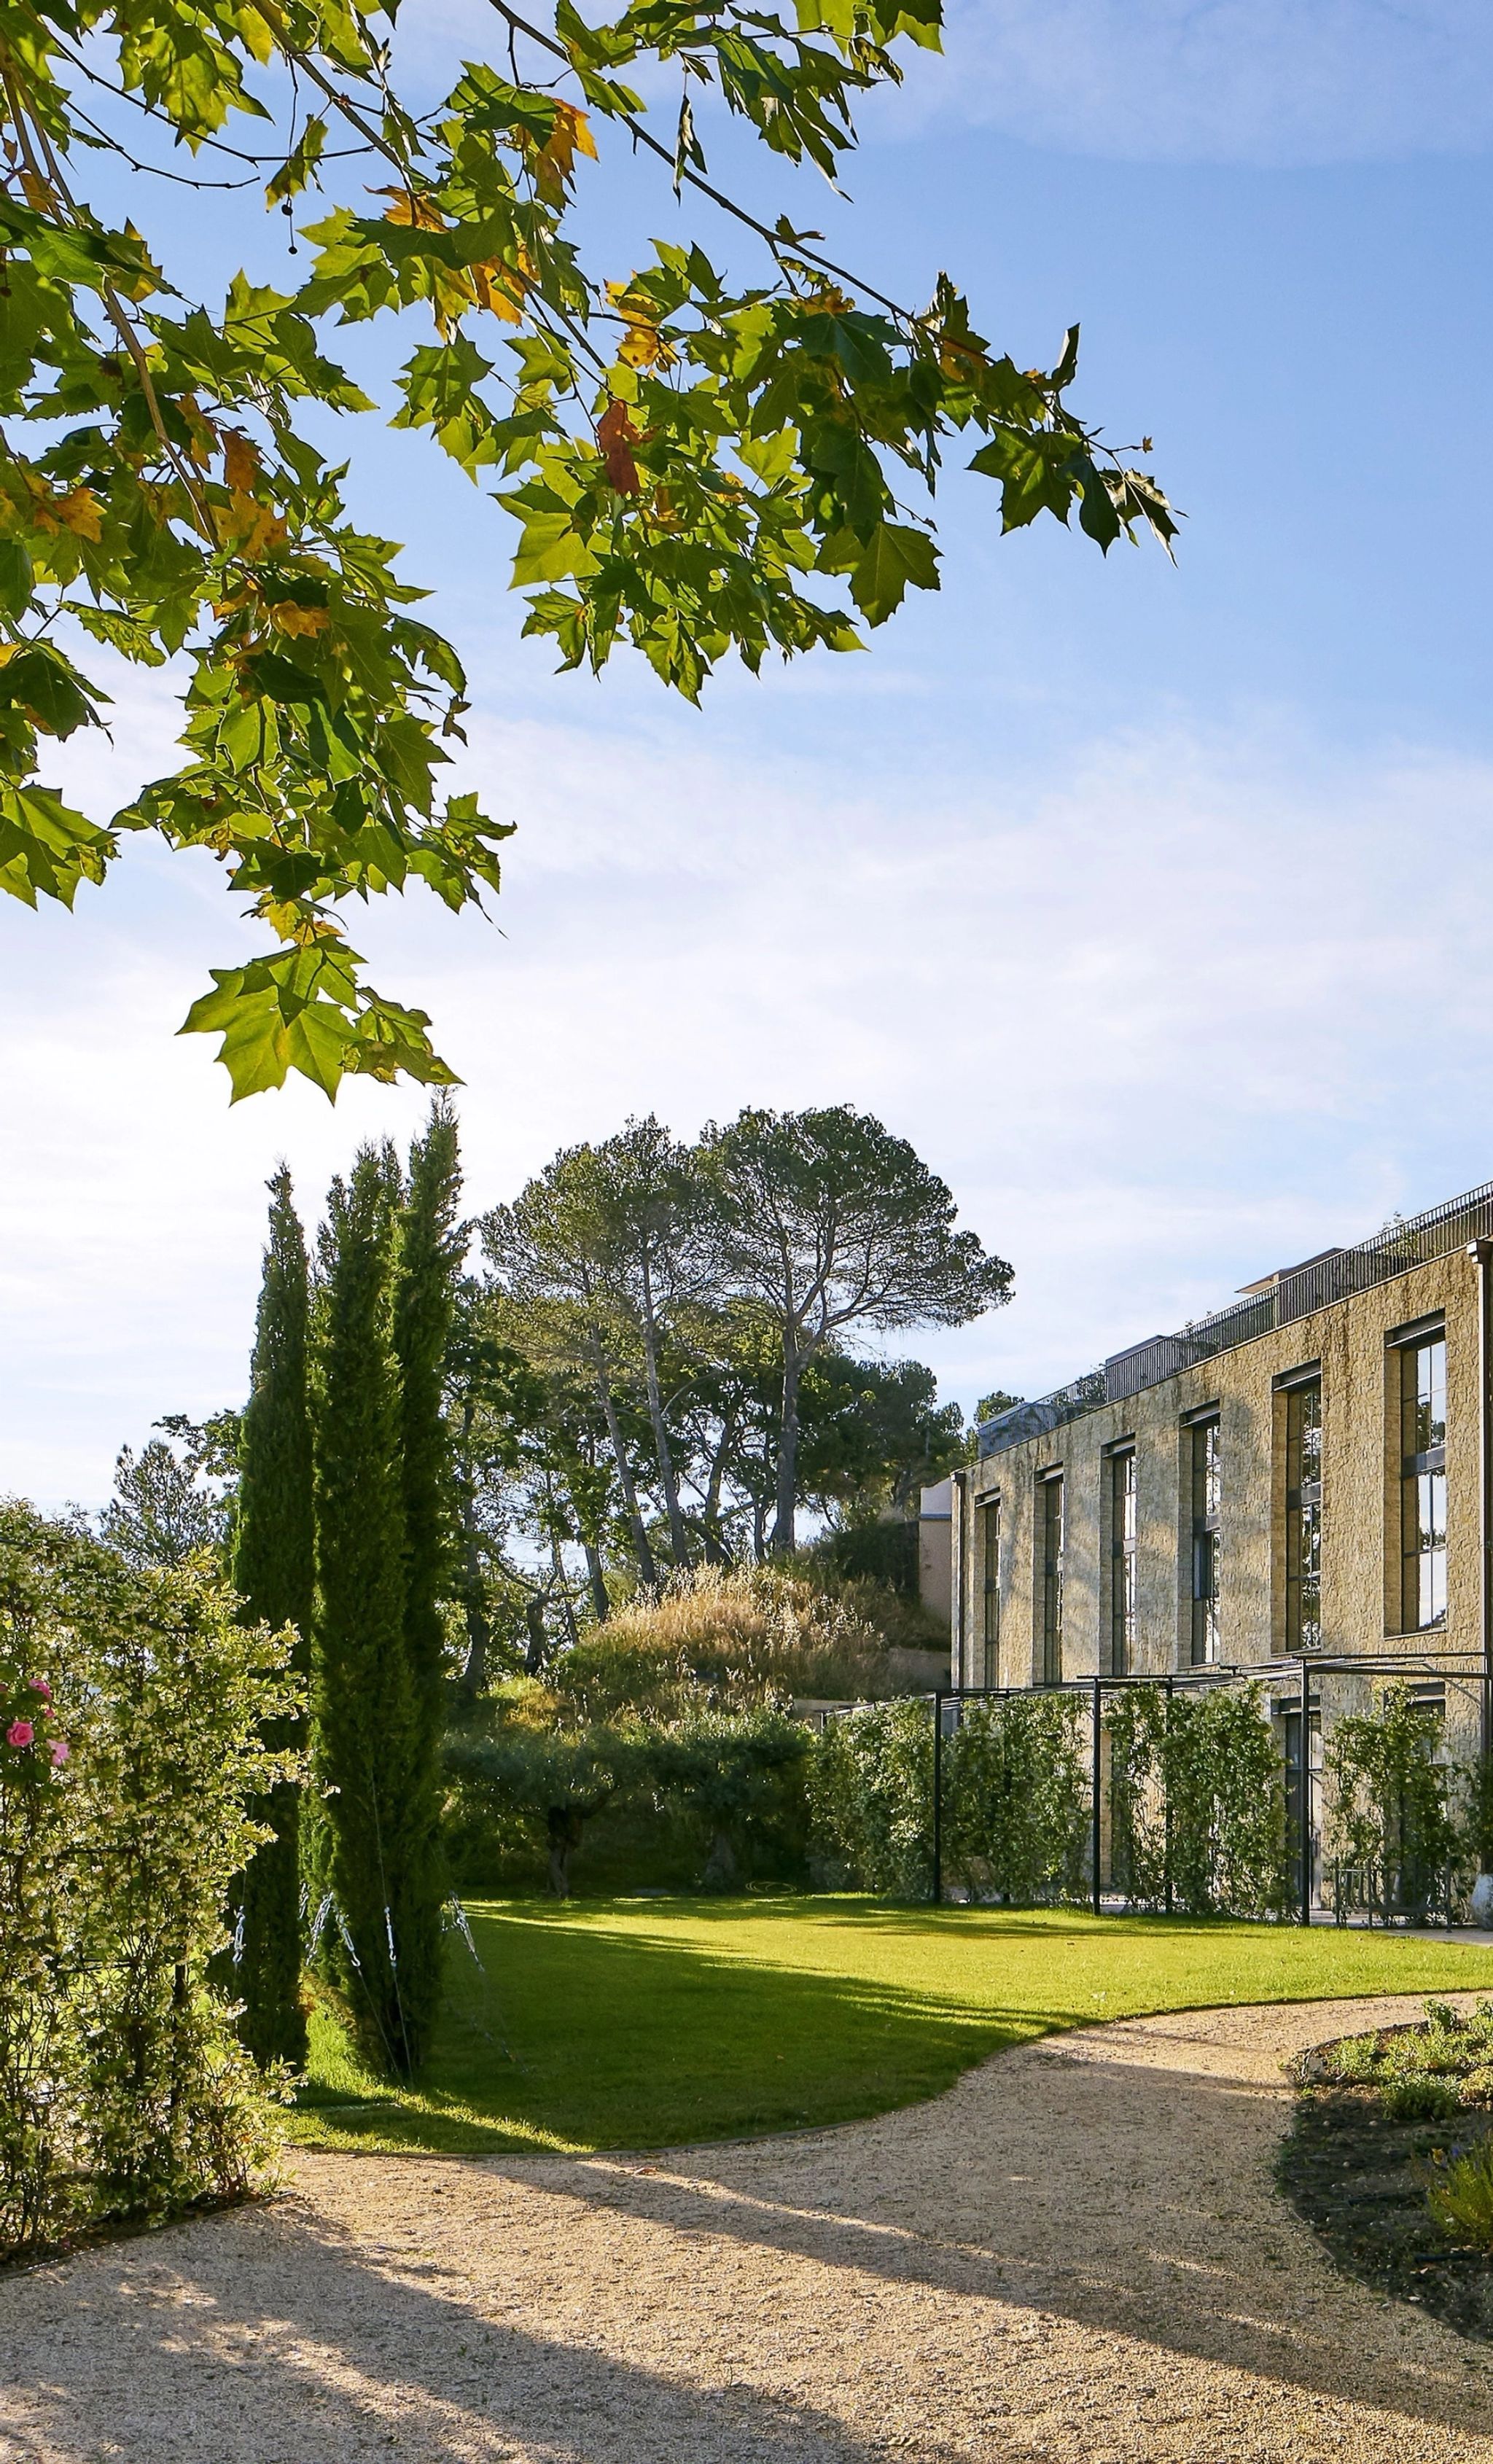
811 1645 1493 1919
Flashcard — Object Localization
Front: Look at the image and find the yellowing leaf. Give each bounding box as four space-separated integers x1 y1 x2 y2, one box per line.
56 488 103 543
547 101 597 172
268 601 330 638
469 257 530 326
215 490 288 561
597 397 642 495
180 395 220 470
19 170 52 214
606 283 674 372
530 101 597 201
222 431 260 492
376 187 448 232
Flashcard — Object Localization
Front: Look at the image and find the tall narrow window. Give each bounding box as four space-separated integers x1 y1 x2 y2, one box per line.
980 1498 1000 1686
1110 1448 1137 1675
1040 1472 1064 1685
1400 1332 1447 1631
1190 1417 1222 1666
1285 1379 1323 1653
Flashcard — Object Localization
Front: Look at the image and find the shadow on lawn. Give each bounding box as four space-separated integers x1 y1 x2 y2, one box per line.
294 1907 1076 2154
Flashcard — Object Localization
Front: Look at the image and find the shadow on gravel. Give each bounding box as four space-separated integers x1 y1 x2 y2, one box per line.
7 2034 1493 2459
0 2199 901 2464
470 2034 1493 2444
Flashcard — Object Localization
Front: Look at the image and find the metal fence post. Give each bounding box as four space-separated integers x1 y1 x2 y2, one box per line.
1163 1674 1174 1914
1299 1658 1312 1927
1091 1677 1102 1918
931 1690 943 1906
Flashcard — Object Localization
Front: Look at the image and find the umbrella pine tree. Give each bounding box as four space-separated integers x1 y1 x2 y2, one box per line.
232 1168 315 2067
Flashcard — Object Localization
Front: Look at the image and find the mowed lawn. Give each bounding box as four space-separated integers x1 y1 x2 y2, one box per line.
286 1896 1493 2156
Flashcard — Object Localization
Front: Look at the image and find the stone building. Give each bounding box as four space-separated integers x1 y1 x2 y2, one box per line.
951 1180 1493 1775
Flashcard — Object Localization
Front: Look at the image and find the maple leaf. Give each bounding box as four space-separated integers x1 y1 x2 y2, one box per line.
180 395 220 470
531 101 597 202
597 397 642 494
56 488 103 542
268 601 330 638
470 248 534 326
222 431 260 492
606 281 674 372
215 490 288 560
376 187 448 233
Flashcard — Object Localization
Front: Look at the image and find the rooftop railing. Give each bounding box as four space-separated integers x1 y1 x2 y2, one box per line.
977 1174 1493 1460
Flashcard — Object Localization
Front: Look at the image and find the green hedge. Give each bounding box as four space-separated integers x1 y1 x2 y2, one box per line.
806 1699 935 1897
1106 1683 1289 1918
943 1693 1089 1903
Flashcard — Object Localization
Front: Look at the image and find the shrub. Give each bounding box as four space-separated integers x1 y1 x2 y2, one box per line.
943 1693 1088 1904
443 1704 811 1895
645 1709 811 1890
807 1699 933 1898
1428 2138 1493 2248
1316 2003 1493 2124
0 1502 299 2261
547 1566 899 1724
444 1723 644 1896
1383 2076 1460 2121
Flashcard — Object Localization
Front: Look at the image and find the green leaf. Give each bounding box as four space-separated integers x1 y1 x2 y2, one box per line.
266 117 327 208
0 784 112 909
0 647 99 739
0 543 34 623
849 523 940 625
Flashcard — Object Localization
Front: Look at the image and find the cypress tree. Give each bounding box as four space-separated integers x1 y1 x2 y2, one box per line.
385 1101 464 2051
311 1142 424 2075
394 1100 463 1755
232 1167 314 2068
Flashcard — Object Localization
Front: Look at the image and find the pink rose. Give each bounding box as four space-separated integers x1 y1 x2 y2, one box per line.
7 1720 34 1749
28 1679 51 1703
50 1739 69 1769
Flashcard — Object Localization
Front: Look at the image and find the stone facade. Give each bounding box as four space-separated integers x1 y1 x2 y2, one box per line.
951 1215 1492 1760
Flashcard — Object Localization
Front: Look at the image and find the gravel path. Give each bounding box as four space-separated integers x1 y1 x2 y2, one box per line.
7 1991 1493 2463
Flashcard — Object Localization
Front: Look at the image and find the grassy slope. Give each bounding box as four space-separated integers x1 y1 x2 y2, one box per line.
286 1897 1493 2157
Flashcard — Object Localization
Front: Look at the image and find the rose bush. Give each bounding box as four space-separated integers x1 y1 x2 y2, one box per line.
0 1502 302 2259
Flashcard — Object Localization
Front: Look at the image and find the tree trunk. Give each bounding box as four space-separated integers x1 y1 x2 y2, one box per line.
458 1521 491 1699
590 1340 658 1587
582 1541 610 1623
548 1525 579 1650
701 1414 736 1564
639 1252 691 1565
701 1828 738 1891
771 1346 804 1556
523 1595 548 1674
546 1806 585 1897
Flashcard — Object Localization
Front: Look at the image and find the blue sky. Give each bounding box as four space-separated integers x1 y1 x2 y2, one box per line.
6 1 1493 1504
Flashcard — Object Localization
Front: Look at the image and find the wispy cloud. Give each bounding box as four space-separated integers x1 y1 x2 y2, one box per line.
878 1 1493 165
6 685 1493 1502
